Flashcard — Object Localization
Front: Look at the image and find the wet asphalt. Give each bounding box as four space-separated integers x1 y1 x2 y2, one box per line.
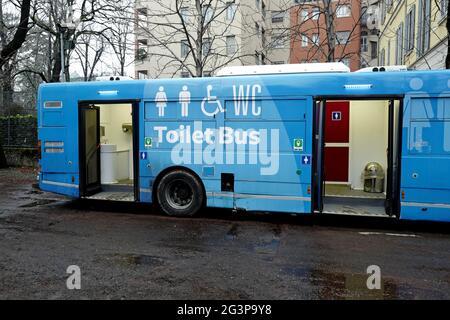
1 168 450 300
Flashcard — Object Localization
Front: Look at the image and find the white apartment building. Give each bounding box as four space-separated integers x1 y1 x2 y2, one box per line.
135 0 293 79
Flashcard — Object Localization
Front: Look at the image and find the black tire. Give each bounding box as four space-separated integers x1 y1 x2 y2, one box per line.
156 170 204 217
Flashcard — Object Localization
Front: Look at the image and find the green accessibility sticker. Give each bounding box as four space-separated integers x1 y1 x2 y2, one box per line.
144 137 153 148
293 138 303 151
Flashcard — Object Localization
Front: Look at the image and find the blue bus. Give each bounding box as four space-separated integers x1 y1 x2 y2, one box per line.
37 63 450 222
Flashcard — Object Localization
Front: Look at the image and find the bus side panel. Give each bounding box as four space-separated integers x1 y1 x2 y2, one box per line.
223 98 312 213
139 92 313 214
38 86 79 198
400 95 450 222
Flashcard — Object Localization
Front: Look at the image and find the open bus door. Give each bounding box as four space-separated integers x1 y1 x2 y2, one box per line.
312 98 402 217
312 100 325 213
385 99 402 217
79 104 101 196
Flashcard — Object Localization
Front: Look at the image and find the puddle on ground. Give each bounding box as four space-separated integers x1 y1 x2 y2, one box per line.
20 199 56 208
225 224 239 240
108 253 165 267
252 225 282 255
272 225 282 237
25 190 43 195
282 267 400 299
254 238 280 255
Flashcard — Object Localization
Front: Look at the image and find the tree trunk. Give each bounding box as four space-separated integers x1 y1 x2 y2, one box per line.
446 0 450 68
323 0 335 62
0 0 32 68
1 65 14 112
50 38 62 82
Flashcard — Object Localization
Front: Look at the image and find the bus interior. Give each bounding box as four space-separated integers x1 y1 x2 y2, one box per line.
314 98 402 218
79 102 138 202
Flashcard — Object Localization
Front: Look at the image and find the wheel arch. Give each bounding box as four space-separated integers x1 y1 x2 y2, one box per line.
151 166 207 207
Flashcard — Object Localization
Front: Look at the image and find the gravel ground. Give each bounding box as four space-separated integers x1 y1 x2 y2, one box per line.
1 168 450 300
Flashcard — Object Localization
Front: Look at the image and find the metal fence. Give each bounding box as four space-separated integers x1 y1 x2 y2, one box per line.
0 90 37 117
0 90 38 149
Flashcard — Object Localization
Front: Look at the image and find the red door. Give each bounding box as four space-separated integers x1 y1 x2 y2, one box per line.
324 101 349 182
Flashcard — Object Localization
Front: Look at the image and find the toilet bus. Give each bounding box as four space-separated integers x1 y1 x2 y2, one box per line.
37 63 450 222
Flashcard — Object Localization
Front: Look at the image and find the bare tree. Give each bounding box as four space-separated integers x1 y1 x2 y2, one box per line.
74 31 105 81
103 0 134 77
289 0 363 67
29 0 127 82
137 0 265 78
0 0 32 168
0 0 31 68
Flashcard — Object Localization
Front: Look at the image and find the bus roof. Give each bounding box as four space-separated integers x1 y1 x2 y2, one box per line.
38 68 450 102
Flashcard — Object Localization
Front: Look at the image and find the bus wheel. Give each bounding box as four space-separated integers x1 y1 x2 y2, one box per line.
156 170 204 217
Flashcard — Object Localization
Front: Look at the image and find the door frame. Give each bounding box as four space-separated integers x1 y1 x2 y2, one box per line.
78 99 141 201
312 95 404 216
79 104 101 196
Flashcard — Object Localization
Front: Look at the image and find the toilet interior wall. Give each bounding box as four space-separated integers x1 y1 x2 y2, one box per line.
348 100 390 191
98 104 133 182
325 100 399 191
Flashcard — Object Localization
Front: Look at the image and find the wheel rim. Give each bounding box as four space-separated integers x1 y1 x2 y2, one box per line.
165 179 194 210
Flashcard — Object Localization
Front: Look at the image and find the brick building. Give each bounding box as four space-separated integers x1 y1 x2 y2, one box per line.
289 0 363 71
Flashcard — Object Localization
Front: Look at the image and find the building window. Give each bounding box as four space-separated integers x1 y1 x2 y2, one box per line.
336 31 351 44
180 7 189 23
336 5 351 18
405 5 416 53
370 41 377 60
361 6 368 25
272 31 285 48
361 34 368 52
387 40 391 65
380 0 386 25
137 70 148 79
181 40 189 58
256 0 260 10
203 5 213 25
255 52 260 65
136 39 148 60
226 2 237 21
181 71 190 78
311 8 320 20
441 0 448 17
386 0 393 12
380 48 386 66
272 11 284 23
417 0 431 56
262 27 266 47
301 34 308 47
395 22 404 64
136 7 147 24
312 33 319 46
202 38 212 57
300 10 309 21
262 1 266 18
226 35 237 55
